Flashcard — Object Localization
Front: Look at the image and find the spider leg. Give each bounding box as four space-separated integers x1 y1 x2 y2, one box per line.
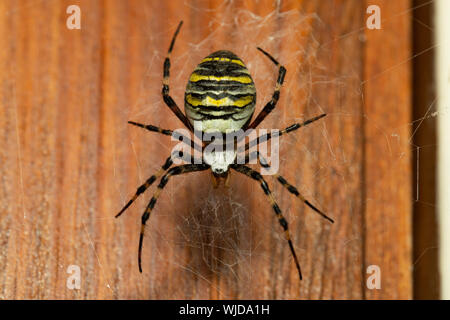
128 121 203 152
115 151 197 218
275 175 334 223
245 114 327 151
230 164 303 281
138 163 210 272
246 151 334 223
128 121 173 135
247 47 286 129
162 21 194 131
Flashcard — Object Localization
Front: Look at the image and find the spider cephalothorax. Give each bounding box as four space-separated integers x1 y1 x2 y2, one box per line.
116 21 333 281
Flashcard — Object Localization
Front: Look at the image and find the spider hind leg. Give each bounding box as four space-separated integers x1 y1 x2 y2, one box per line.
115 154 175 218
138 163 209 272
231 164 303 281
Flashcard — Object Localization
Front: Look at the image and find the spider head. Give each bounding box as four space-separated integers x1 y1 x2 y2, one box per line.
203 148 236 174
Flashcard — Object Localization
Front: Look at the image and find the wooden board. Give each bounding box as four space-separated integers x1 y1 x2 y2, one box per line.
0 0 412 299
363 0 412 299
412 0 439 300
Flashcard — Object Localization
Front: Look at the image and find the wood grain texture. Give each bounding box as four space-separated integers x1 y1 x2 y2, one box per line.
0 0 412 299
363 0 413 299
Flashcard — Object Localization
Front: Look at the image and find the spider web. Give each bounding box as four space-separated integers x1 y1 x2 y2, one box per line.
111 1 439 299
115 5 343 299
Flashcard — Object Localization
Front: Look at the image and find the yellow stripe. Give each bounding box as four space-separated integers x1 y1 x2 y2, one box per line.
201 57 245 67
186 94 253 108
189 73 252 84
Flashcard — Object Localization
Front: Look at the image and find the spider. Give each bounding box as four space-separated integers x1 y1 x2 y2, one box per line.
116 21 334 281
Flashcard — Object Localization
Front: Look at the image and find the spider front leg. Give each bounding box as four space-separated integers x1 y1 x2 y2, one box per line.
248 47 286 130
138 163 210 272
162 21 193 131
230 164 303 281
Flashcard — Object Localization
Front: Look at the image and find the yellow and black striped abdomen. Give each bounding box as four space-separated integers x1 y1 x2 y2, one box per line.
185 50 256 133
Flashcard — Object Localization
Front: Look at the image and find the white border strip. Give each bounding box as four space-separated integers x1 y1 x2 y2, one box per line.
436 0 450 300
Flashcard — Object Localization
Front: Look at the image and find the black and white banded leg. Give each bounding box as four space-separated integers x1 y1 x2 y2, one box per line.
138 163 210 272
248 47 286 129
246 151 334 224
162 21 193 131
115 151 198 218
128 120 203 152
245 114 327 151
230 164 303 280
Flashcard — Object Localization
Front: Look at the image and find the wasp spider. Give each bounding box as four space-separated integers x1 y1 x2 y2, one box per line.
116 21 333 281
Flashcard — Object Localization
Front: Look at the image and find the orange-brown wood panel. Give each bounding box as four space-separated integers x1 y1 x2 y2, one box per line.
363 0 412 299
0 0 412 299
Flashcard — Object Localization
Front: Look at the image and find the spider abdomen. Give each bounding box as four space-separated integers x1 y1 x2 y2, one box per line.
185 50 256 133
